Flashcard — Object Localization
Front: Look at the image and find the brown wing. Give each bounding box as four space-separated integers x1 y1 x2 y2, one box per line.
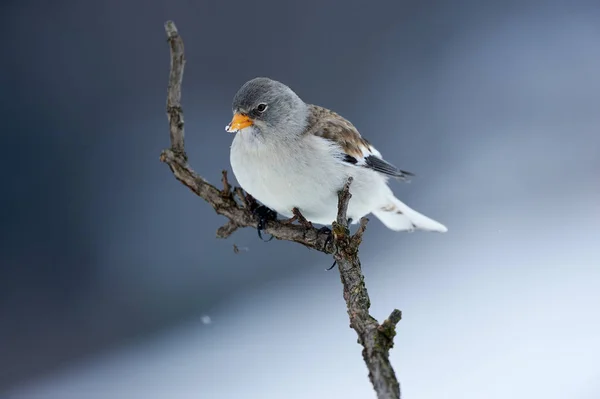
305 105 372 159
304 105 414 180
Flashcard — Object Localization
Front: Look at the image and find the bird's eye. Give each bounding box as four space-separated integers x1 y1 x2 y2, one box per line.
256 103 268 113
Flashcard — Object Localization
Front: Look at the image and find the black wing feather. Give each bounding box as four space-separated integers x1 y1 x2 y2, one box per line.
364 155 415 180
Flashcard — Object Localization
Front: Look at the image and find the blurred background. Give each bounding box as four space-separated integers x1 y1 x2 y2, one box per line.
1 0 599 398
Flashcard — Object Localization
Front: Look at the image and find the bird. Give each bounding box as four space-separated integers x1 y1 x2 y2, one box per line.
225 77 447 233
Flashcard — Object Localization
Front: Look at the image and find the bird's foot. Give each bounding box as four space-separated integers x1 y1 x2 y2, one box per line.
253 205 277 242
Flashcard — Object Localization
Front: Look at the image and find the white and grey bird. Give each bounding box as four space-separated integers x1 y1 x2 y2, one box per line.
226 77 447 233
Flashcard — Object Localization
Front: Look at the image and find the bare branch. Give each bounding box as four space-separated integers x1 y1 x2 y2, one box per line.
216 220 239 238
331 180 401 398
352 217 369 247
379 309 403 344
221 170 232 197
160 21 402 399
291 207 313 228
164 21 186 156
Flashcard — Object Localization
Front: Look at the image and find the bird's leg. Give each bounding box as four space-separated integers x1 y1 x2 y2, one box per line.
253 205 277 242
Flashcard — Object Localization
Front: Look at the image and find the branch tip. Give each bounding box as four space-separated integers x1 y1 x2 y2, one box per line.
378 309 402 339
164 20 179 37
352 217 369 246
336 177 354 227
386 309 403 326
221 170 232 196
216 220 239 238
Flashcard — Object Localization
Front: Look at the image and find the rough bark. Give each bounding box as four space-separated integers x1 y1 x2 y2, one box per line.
161 21 402 399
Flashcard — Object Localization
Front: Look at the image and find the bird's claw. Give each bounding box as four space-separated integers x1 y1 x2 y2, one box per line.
316 226 337 271
253 205 277 242
326 260 337 271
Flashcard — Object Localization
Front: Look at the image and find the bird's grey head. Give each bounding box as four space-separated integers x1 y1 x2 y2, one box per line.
226 77 308 140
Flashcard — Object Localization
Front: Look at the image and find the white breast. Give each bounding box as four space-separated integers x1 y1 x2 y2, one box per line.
230 128 348 222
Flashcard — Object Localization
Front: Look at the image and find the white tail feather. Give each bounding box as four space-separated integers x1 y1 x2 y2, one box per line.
372 196 448 233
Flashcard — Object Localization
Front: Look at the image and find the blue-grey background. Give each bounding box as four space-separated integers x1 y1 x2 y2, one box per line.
1 0 599 398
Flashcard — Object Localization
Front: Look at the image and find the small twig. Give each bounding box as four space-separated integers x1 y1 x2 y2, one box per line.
164 21 186 156
281 214 298 225
216 220 239 238
352 217 369 247
336 177 354 227
292 207 313 228
380 310 403 335
221 170 232 197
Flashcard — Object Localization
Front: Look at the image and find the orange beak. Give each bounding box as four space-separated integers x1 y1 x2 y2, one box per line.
225 113 254 133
